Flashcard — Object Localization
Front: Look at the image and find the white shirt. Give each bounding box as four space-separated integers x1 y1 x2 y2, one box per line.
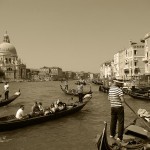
4 84 9 91
16 108 24 119
38 105 44 111
77 84 83 93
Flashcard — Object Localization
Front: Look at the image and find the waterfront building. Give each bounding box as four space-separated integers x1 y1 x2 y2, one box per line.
142 33 150 84
99 63 105 79
64 71 76 80
119 50 126 80
26 69 39 81
100 60 113 79
114 52 120 79
39 66 51 81
89 73 99 81
143 33 150 74
114 50 126 80
50 67 63 80
124 41 145 80
0 32 26 81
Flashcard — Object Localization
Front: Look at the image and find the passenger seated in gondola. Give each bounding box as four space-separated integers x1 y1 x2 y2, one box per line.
50 103 57 113
58 101 66 111
30 101 41 117
44 107 52 115
38 102 44 114
54 100 59 111
15 105 26 119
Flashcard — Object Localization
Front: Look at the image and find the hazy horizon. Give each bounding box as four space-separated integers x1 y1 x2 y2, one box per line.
0 0 150 73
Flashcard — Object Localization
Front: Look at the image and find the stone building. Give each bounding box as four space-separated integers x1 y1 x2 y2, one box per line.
50 67 63 80
0 32 26 81
124 41 145 80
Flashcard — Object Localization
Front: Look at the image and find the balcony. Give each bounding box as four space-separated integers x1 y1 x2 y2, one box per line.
142 57 148 63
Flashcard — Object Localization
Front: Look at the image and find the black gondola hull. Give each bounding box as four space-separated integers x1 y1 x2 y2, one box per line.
97 122 148 150
129 92 150 100
0 101 88 131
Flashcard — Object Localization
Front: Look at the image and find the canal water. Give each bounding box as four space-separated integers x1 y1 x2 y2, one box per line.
0 81 149 150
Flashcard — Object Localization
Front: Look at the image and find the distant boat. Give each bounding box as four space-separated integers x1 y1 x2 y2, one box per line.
0 90 21 107
128 91 150 100
60 85 92 96
75 80 86 85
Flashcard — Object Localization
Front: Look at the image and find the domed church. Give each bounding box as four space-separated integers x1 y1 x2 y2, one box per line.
0 32 26 81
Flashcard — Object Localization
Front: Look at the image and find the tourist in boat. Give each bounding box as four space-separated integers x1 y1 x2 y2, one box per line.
38 102 44 113
50 103 57 113
58 101 66 111
64 80 68 90
4 82 9 100
54 100 59 111
44 107 51 115
15 105 25 119
108 77 125 142
31 101 41 116
77 82 83 103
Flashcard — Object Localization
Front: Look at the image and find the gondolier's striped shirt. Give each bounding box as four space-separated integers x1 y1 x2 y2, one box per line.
108 85 124 107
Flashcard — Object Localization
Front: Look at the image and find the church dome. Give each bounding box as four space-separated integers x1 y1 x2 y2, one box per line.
0 32 17 57
0 42 17 56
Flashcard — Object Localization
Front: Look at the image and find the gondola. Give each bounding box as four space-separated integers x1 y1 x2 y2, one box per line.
0 94 92 131
60 85 92 96
97 122 149 150
128 91 150 100
99 85 109 93
0 90 21 107
97 122 112 150
75 80 87 85
92 80 102 85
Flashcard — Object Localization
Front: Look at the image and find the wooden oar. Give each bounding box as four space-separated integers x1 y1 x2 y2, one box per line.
124 101 150 131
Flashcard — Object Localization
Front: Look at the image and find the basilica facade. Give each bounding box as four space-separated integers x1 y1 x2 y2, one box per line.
0 32 26 81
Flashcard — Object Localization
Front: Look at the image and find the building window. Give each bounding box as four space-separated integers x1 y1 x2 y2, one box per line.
7 68 12 71
147 52 148 57
134 68 139 74
5 58 8 64
134 62 137 66
9 58 11 63
134 50 137 55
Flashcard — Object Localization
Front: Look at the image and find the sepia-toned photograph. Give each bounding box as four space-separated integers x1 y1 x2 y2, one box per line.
0 0 150 149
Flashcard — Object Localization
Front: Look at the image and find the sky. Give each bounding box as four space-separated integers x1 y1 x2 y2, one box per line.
0 0 150 73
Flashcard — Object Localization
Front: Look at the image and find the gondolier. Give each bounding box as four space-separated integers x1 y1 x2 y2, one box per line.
64 80 68 90
108 78 125 142
4 82 9 100
77 82 83 103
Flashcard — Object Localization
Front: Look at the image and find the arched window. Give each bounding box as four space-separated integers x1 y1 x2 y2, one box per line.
7 68 12 71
